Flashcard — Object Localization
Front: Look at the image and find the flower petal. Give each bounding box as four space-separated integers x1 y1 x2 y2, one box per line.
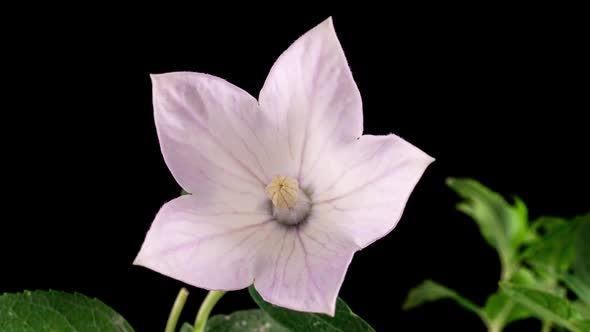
310 134 434 248
258 17 363 186
152 72 274 196
253 221 358 316
134 194 274 290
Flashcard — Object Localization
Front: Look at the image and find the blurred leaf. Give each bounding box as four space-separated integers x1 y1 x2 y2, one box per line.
511 267 538 286
562 274 590 305
483 292 531 325
575 320 590 332
249 286 374 332
180 323 193 332
482 292 505 321
204 310 288 332
573 301 590 320
512 197 533 245
483 268 537 326
446 178 530 268
180 189 189 195
524 216 582 275
402 280 483 318
531 216 567 233
577 215 590 288
501 282 586 332
0 290 134 332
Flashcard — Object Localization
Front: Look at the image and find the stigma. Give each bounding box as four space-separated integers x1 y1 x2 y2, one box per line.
265 175 300 209
265 174 311 226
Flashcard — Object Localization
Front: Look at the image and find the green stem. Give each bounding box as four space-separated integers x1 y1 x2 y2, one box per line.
487 300 513 332
539 274 558 332
488 325 501 332
193 290 226 332
486 259 517 332
165 288 189 332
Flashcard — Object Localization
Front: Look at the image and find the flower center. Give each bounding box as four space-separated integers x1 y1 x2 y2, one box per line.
265 174 311 226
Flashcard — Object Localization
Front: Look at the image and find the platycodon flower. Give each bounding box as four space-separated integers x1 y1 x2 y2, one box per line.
134 17 434 315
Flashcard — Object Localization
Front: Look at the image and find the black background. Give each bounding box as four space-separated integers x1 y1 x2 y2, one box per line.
3 5 587 332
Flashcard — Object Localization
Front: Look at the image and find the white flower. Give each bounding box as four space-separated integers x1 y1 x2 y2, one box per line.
134 17 433 315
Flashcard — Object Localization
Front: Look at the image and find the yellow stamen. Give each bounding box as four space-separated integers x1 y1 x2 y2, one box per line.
265 175 299 209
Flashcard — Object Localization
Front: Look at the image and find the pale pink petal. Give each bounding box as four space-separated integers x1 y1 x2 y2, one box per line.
134 194 275 290
258 17 363 187
253 221 358 315
310 134 434 248
152 72 276 196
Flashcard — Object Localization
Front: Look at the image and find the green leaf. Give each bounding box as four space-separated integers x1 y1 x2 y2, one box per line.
0 290 134 332
205 309 289 332
402 280 483 318
576 320 590 332
180 310 289 332
483 292 530 325
573 301 590 320
180 189 190 195
531 216 567 233
180 322 193 332
562 274 590 305
501 282 586 332
577 214 590 288
248 286 374 332
511 267 538 286
482 268 537 326
483 292 508 322
446 178 530 268
524 216 582 275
